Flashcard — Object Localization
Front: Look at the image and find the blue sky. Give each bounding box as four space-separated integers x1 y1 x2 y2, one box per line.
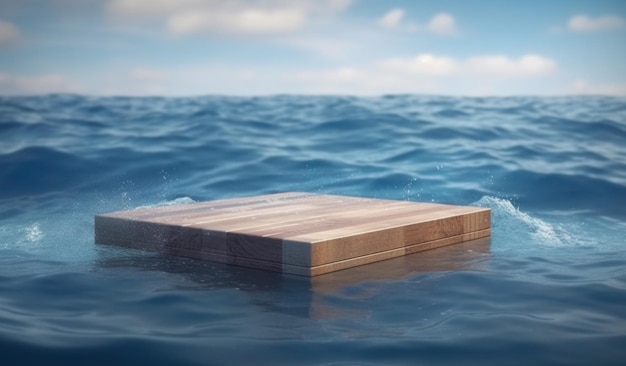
0 0 624 96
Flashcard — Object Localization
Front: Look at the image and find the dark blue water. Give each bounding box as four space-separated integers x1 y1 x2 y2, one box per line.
1 94 625 365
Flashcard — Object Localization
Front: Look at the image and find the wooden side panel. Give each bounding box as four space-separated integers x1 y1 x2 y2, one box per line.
293 208 490 266
96 215 204 251
95 192 491 276
308 228 491 276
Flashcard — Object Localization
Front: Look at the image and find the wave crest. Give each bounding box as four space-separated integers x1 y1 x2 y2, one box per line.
134 197 196 210
474 196 579 247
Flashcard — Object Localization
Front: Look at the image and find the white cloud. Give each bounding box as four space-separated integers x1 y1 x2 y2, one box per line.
377 54 555 79
51 53 558 96
376 10 457 36
466 54 556 77
292 53 557 95
0 73 82 94
569 79 626 95
378 54 458 76
0 52 561 96
107 0 352 36
167 8 305 36
427 13 457 36
0 19 20 45
567 14 625 32
377 8 405 29
295 66 430 94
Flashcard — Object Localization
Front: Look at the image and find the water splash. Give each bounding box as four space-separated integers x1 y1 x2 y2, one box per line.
134 197 196 210
0 222 44 250
23 223 44 243
474 196 579 247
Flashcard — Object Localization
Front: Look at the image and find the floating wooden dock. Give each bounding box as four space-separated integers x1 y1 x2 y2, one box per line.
95 192 491 276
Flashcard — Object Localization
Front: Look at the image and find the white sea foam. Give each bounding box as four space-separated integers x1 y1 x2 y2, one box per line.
134 197 196 210
24 223 44 243
0 222 44 250
474 196 580 247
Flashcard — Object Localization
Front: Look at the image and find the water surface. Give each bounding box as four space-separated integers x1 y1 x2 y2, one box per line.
1 94 625 365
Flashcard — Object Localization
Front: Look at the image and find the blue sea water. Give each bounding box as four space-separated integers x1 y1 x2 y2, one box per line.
0 94 625 365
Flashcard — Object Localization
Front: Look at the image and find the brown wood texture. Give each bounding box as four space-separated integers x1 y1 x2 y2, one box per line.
95 192 491 276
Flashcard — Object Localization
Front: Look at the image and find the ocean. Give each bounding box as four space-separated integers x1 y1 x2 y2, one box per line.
0 94 625 365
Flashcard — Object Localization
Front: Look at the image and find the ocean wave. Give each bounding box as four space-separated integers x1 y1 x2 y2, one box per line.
0 95 624 214
1 94 626 365
0 146 105 198
474 196 579 247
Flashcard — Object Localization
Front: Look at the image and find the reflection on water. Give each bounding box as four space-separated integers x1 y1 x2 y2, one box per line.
95 237 490 320
309 238 490 319
312 237 491 293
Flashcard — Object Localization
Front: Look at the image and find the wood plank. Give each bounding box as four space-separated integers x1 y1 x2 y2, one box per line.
307 228 491 276
284 208 490 266
95 192 491 276
111 192 315 224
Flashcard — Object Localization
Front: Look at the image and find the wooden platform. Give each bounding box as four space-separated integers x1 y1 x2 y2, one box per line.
95 192 491 276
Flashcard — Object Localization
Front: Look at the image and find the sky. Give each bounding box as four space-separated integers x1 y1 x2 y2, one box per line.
0 0 625 96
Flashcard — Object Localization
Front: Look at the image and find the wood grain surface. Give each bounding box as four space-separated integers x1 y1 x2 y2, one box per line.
95 192 491 276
